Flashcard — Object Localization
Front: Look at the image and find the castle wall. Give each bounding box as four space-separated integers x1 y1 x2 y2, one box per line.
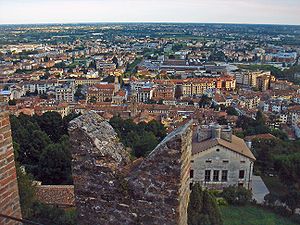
0 112 22 225
69 111 193 225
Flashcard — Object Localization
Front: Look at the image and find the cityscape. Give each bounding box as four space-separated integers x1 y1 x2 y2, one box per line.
0 2 300 225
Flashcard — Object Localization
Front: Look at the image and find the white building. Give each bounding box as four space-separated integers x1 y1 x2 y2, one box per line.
191 124 256 190
137 87 154 103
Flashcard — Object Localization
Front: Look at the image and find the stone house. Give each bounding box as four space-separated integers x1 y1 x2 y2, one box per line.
191 124 256 190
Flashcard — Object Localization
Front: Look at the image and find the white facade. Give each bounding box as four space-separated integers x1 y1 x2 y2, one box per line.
191 145 254 190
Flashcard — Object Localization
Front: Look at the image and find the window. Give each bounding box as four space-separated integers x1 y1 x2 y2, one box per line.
213 170 219 182
216 148 220 152
240 160 246 163
205 170 211 182
206 159 212 163
190 170 194 178
221 170 228 182
223 159 229 163
239 170 245 179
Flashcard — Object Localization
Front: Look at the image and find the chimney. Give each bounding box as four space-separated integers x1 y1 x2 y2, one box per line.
212 125 221 139
245 141 252 149
221 126 233 142
197 125 212 142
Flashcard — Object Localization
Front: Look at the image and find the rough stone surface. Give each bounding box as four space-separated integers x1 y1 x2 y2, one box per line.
0 112 22 225
69 111 193 225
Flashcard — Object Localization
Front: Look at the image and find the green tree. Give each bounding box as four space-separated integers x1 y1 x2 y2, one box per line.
202 190 223 225
222 186 252 206
282 190 300 214
8 99 17 105
199 95 212 108
133 131 158 157
188 183 223 225
16 164 36 218
38 143 72 184
226 107 238 116
36 111 64 142
217 116 228 125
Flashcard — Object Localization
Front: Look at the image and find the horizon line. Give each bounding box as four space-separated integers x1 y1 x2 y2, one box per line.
1 21 300 26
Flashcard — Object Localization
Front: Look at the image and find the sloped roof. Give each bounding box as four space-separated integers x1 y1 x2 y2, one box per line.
192 134 256 160
35 185 75 207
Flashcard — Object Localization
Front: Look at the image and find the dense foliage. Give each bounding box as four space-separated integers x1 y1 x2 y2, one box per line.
10 112 80 185
236 110 288 140
188 183 223 225
221 186 252 206
109 116 166 158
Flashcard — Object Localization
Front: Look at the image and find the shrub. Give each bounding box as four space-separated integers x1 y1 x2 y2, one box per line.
216 197 228 206
222 185 252 206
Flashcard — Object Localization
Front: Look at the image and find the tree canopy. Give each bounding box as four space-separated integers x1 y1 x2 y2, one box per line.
109 116 166 158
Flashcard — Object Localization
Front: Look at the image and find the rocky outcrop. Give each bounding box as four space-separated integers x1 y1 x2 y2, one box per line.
69 111 193 225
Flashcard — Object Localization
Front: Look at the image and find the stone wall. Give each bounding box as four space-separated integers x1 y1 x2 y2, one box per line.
69 111 193 225
0 112 22 225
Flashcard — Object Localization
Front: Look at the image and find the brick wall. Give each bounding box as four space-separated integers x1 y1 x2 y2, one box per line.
0 112 22 225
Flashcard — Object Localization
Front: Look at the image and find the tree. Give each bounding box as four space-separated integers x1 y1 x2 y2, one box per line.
8 99 17 105
222 186 252 206
89 60 97 70
146 120 167 140
202 190 223 225
199 95 212 108
38 143 72 184
109 116 166 158
217 116 228 125
74 85 85 101
282 190 300 214
188 183 223 225
36 111 64 142
175 85 183 99
226 107 238 116
16 164 36 218
188 183 205 225
274 152 300 187
112 56 119 68
133 132 158 157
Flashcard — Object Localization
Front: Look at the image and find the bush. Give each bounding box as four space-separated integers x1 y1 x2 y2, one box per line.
222 186 252 206
216 197 228 206
291 214 300 224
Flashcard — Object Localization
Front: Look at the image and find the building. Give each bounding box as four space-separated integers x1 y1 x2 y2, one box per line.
137 87 154 103
236 71 274 90
55 84 75 103
191 124 256 190
152 84 175 101
87 83 115 103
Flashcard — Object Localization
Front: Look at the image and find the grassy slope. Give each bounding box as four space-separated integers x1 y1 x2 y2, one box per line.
221 205 297 225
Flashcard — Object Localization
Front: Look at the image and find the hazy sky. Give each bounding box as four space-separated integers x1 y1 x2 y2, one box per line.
0 0 299 25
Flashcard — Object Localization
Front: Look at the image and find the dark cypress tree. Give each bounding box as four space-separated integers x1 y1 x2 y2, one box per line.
188 183 223 225
202 190 223 225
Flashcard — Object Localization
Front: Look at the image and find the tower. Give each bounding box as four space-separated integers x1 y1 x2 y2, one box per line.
114 76 120 92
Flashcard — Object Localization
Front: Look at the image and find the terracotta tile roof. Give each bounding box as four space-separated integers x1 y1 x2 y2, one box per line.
35 185 75 207
192 133 256 160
